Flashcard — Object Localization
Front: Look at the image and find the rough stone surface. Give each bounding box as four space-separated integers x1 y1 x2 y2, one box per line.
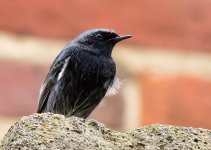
1 113 211 150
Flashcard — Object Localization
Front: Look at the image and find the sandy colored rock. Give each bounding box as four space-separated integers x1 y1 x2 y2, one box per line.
1 113 211 150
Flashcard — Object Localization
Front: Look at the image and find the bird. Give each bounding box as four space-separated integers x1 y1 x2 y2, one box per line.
37 29 132 118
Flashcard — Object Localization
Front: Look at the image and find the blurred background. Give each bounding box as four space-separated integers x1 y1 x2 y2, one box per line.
1 0 211 140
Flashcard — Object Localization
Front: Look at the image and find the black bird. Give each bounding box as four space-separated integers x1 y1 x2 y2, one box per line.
37 29 132 118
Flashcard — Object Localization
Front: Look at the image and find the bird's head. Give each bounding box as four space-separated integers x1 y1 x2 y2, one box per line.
74 29 132 57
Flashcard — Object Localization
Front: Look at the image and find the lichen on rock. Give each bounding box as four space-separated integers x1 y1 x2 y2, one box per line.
0 113 211 150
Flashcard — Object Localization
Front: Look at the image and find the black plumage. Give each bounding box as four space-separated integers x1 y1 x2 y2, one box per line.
37 29 132 118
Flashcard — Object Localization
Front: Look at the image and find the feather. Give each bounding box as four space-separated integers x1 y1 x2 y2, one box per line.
37 56 70 113
57 57 70 81
105 77 122 96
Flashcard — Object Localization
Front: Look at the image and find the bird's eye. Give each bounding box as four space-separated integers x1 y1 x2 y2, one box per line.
95 34 103 40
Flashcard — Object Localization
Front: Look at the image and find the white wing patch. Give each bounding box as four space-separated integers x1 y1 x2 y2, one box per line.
57 57 70 81
105 77 122 96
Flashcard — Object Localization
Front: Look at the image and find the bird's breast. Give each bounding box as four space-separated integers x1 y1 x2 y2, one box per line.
79 55 115 81
61 51 116 89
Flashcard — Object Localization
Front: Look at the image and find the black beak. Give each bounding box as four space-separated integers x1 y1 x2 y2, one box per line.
108 35 132 43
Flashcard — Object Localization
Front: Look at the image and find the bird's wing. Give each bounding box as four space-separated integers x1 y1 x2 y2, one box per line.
37 56 70 113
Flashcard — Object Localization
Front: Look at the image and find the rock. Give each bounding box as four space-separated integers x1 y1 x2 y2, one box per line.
1 113 211 150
